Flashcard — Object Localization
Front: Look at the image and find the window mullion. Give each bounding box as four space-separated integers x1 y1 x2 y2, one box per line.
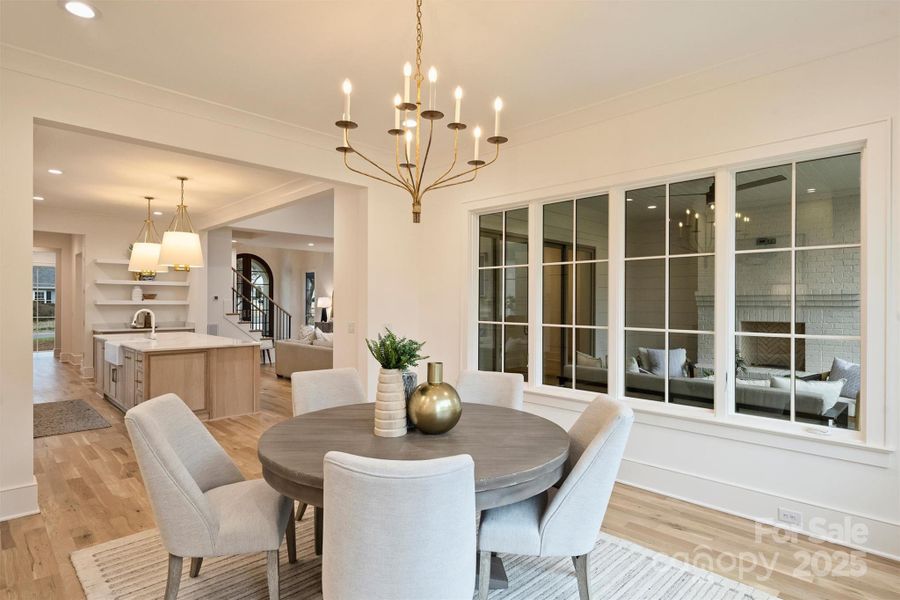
715 168 735 418
789 161 797 423
608 187 626 399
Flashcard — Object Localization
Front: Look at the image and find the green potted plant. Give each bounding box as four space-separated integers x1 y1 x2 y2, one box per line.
366 328 428 437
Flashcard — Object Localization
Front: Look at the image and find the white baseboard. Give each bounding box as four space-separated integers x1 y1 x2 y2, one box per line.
0 478 39 522
59 352 72 362
81 365 95 379
619 458 900 561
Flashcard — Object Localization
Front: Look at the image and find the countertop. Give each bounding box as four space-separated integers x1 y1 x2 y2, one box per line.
96 332 259 354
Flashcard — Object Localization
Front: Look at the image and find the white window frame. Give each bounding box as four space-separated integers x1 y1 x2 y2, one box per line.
464 121 889 451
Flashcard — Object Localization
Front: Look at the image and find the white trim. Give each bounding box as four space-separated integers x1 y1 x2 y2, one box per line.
617 460 900 560
0 478 39 522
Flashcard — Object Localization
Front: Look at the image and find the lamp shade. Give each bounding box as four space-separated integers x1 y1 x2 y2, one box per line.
128 242 168 273
159 231 203 270
316 296 332 309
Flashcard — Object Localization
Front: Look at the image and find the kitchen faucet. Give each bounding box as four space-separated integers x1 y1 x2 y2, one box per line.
131 308 157 339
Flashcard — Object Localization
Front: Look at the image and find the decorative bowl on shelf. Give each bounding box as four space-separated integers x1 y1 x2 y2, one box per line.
142 293 158 300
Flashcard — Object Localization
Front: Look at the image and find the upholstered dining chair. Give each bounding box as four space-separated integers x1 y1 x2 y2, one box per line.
456 370 525 410
291 367 367 523
322 451 476 600
125 394 296 600
476 395 634 600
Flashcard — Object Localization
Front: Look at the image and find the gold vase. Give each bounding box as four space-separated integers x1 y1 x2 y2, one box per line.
408 362 461 434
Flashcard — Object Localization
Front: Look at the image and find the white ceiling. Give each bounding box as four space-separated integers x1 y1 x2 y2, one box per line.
231 190 335 251
4 1 897 147
32 123 307 220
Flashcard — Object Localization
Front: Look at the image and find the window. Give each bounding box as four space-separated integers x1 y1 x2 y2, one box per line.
470 134 880 443
623 178 716 407
734 153 861 430
541 195 609 392
477 208 528 380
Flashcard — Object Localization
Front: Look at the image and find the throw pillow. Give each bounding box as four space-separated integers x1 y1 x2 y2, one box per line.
770 377 846 412
828 357 860 399
575 351 603 368
312 338 334 348
736 378 770 388
314 328 334 345
296 325 315 345
646 347 688 377
626 356 640 373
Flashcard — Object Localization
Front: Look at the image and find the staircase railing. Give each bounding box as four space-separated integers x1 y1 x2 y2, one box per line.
232 268 292 341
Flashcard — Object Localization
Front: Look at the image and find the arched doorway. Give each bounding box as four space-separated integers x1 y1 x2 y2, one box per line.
235 253 274 337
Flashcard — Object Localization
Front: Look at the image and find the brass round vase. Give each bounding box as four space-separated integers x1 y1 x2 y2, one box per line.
408 362 461 434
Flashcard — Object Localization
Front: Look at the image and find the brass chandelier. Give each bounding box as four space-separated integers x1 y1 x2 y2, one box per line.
335 0 507 223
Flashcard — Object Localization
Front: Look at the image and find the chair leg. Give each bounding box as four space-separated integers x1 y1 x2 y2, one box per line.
296 501 307 521
266 549 280 600
285 506 297 564
477 550 491 600
314 506 323 556
164 554 182 600
189 556 203 578
573 553 591 600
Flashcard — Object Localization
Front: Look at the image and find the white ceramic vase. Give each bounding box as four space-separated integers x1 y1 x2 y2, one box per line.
374 368 407 437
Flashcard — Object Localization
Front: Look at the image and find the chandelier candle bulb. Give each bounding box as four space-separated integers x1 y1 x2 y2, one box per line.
427 67 437 110
342 79 352 120
394 94 402 129
493 97 503 137
403 62 412 104
454 86 462 122
405 130 413 162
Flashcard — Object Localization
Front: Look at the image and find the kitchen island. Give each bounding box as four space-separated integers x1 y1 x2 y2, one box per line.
93 332 260 419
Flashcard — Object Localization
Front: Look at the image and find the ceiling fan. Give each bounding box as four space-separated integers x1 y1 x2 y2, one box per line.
652 174 787 204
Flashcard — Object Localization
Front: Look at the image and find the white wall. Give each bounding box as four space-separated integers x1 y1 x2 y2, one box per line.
0 47 420 521
418 40 900 557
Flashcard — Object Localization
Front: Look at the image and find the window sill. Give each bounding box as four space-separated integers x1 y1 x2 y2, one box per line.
523 384 894 468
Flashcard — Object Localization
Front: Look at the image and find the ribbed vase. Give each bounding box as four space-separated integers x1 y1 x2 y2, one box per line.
374 368 407 438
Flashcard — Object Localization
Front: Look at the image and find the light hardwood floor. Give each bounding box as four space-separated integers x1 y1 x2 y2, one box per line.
2 353 897 599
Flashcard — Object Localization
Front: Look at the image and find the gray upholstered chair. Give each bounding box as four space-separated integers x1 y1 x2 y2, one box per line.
322 451 476 600
456 369 525 410
125 394 296 600
476 396 634 600
291 366 366 415
291 367 367 524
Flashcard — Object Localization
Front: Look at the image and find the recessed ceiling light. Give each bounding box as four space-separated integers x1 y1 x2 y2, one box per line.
48 168 63 175
625 198 633 202
33 196 44 201
647 205 657 210
63 1 97 19
806 188 816 193
307 242 315 247
153 210 163 216
232 239 237 243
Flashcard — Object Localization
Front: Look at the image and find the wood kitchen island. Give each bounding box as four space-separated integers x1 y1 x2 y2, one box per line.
93 332 260 419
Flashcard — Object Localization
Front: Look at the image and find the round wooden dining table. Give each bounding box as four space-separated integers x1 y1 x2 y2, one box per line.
257 402 570 588
259 402 570 510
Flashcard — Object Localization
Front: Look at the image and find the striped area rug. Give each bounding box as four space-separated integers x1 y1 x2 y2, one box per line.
72 515 774 599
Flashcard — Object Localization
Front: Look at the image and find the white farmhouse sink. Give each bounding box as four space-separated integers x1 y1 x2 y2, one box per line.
104 333 154 365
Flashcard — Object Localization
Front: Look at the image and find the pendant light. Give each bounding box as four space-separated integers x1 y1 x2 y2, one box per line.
128 196 168 275
159 176 203 271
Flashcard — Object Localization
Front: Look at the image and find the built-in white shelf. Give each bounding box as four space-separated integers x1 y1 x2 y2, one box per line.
95 279 189 287
94 300 190 306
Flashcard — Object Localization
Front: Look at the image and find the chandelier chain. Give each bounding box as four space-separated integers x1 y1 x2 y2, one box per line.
415 0 423 82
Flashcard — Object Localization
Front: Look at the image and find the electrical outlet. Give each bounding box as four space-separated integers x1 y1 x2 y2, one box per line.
777 507 802 527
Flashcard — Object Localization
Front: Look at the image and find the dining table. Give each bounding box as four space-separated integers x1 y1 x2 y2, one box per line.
258 401 570 589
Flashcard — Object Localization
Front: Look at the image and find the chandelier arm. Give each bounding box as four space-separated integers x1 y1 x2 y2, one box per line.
428 171 479 191
394 136 413 188
416 118 437 196
425 129 460 190
347 139 413 190
344 151 411 192
423 143 500 192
